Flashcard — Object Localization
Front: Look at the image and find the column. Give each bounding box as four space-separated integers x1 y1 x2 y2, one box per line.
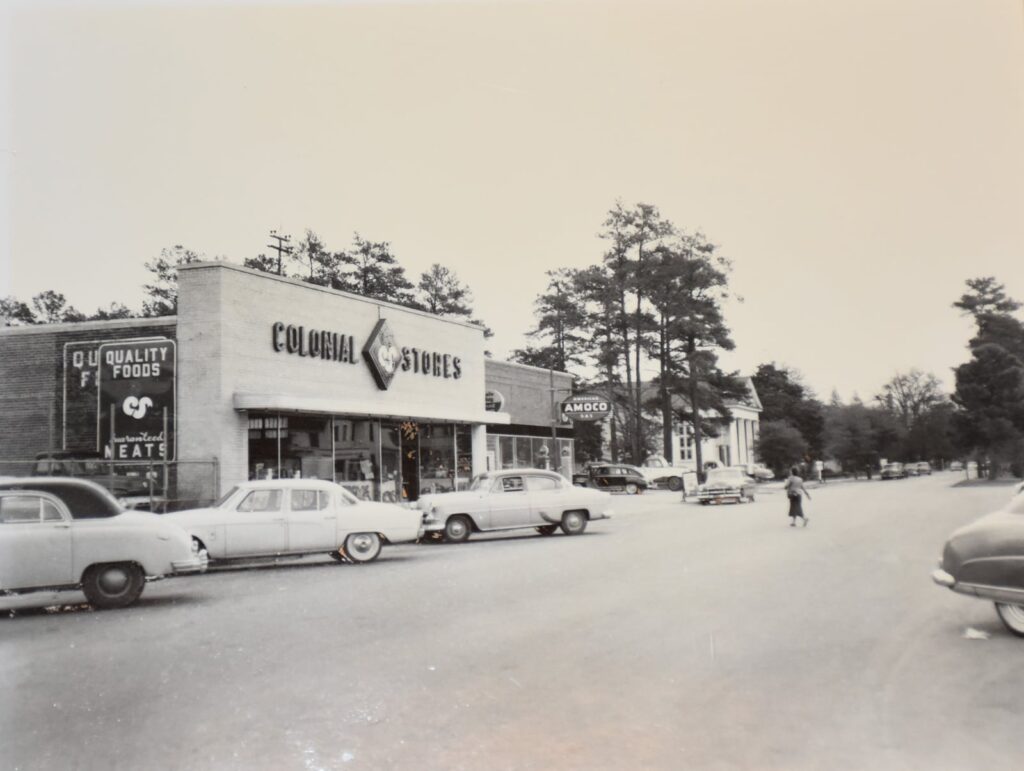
471 424 488 477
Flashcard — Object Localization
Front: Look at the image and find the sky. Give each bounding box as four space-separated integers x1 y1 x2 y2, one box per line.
2 0 1022 403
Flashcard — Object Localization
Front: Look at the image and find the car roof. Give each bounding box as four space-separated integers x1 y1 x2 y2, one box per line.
0 476 108 492
231 478 341 490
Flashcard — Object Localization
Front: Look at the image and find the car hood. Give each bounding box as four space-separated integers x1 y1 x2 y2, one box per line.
161 507 220 528
417 491 486 509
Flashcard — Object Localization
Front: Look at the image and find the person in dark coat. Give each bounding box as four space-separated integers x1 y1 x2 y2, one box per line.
785 466 811 527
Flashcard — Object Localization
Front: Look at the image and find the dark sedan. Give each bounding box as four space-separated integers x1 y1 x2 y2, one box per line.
932 490 1024 636
574 464 648 495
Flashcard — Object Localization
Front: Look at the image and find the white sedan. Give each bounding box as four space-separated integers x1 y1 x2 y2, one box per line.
0 478 205 609
416 469 613 542
164 479 423 564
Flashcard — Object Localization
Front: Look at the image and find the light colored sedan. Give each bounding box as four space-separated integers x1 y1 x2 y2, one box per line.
164 479 422 564
0 478 205 609
416 469 613 543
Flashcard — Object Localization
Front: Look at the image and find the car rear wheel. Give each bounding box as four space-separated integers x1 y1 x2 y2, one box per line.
82 563 145 609
344 532 382 564
536 525 558 536
444 515 472 543
625 482 639 495
560 510 588 536
667 476 683 492
995 603 1024 637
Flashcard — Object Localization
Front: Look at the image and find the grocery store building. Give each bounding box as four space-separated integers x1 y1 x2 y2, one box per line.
0 262 575 505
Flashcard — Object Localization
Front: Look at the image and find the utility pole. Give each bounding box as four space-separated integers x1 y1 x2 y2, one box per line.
267 230 293 275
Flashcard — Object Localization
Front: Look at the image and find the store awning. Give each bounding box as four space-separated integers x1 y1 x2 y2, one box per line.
232 392 511 425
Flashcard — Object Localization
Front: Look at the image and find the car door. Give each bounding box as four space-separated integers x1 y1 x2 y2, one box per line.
525 475 564 525
487 475 531 529
286 488 336 553
0 493 73 590
225 488 287 557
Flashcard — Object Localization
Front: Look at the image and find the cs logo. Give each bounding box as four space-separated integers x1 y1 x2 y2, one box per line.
122 395 154 420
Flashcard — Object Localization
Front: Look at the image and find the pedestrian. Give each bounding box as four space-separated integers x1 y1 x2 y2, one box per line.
785 466 811 527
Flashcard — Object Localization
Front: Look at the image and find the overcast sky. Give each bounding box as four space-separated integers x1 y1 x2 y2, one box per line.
2 0 1022 402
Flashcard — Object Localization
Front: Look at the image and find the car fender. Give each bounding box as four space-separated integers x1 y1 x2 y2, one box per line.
71 513 192 579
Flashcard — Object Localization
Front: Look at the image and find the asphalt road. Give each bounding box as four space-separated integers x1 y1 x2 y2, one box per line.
2 473 1022 771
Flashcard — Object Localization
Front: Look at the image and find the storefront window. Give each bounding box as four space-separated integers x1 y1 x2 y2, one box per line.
515 437 532 469
333 418 378 501
380 423 402 503
419 424 455 496
498 436 515 470
247 413 327 481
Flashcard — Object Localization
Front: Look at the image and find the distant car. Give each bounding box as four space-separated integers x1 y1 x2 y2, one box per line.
880 462 906 480
163 479 422 564
933 493 1024 637
637 455 693 491
915 461 933 476
904 463 919 477
33 451 164 510
417 469 612 542
0 478 205 609
745 464 775 482
949 461 964 472
576 464 648 495
694 467 756 505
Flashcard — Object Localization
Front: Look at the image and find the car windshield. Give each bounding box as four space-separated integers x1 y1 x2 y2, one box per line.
214 486 241 508
469 474 492 491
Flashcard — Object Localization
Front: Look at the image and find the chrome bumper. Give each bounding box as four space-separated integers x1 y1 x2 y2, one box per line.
931 568 955 588
172 554 209 574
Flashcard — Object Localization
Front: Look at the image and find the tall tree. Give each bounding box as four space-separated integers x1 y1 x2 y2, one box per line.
142 245 203 317
600 202 674 462
31 290 85 323
336 233 417 306
291 229 340 287
417 264 473 317
751 363 825 457
756 420 808 476
0 296 36 326
519 268 588 373
875 369 943 429
952 276 1024 477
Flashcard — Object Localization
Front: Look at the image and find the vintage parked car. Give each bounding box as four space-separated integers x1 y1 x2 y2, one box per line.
915 461 933 476
932 492 1024 636
949 461 964 472
0 478 205 609
745 463 775 482
163 479 422 564
637 455 693 491
575 463 648 495
880 462 906 480
694 467 757 505
417 469 613 542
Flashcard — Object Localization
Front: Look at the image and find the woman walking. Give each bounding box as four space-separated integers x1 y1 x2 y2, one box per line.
785 466 811 527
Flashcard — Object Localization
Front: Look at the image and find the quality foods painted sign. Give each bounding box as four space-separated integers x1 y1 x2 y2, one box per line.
97 340 176 460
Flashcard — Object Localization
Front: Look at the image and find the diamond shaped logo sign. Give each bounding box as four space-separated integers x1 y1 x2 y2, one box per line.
362 319 401 390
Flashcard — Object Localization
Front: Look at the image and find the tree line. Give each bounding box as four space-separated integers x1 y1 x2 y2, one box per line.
1 232 490 334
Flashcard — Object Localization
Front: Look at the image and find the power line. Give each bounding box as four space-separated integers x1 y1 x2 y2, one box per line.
267 230 293 276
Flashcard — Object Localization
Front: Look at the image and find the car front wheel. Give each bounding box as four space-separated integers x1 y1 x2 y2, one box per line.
625 482 639 495
82 563 145 609
995 603 1024 637
444 515 472 543
560 510 588 536
667 476 683 491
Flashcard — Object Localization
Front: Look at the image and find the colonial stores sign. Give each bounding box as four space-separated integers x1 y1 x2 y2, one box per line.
63 337 176 460
271 318 463 391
